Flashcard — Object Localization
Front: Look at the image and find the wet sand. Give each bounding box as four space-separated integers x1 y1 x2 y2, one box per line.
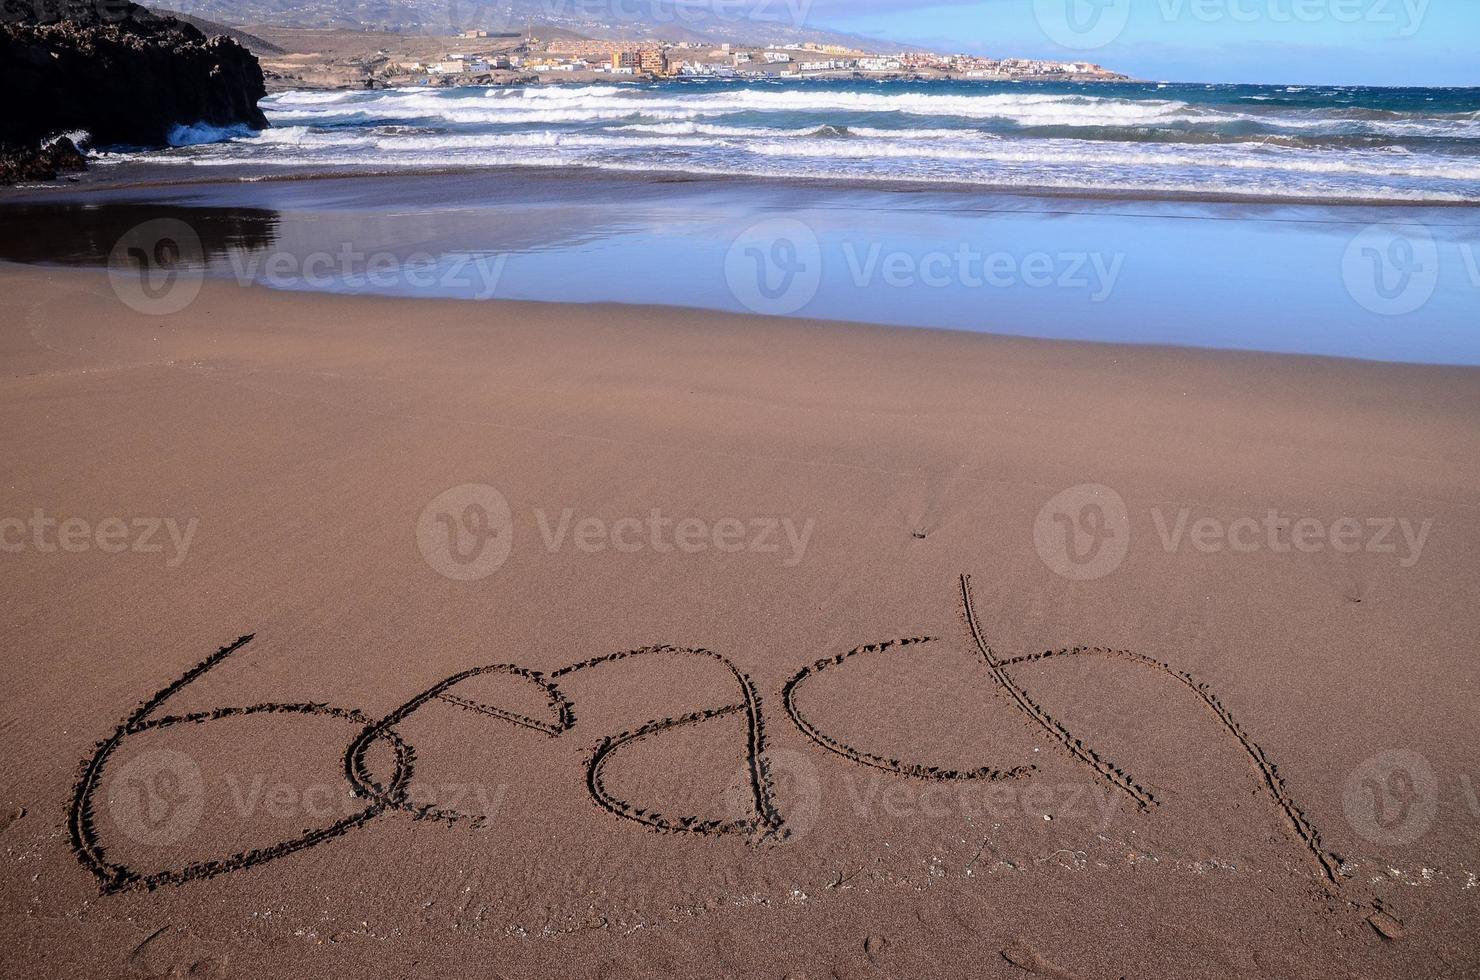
5 170 1479 365
1 263 1478 977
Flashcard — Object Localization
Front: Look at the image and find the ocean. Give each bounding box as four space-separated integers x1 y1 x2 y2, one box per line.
109 80 1480 204
7 80 1480 365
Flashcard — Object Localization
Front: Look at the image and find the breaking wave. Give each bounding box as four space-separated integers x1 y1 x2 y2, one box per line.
95 80 1480 203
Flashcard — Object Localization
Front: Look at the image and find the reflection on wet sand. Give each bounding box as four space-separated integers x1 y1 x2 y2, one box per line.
0 203 279 268
2 170 1478 364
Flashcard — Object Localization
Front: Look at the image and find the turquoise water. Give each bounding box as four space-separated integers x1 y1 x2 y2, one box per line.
96 80 1480 203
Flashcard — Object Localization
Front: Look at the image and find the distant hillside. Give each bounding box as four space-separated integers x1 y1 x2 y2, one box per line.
151 0 899 52
156 9 285 52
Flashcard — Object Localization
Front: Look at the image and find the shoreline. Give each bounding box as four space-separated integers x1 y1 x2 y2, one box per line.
13 259 1480 374
4 169 1478 366
6 157 1480 210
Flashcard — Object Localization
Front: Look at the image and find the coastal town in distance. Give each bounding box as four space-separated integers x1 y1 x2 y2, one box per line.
237 22 1129 90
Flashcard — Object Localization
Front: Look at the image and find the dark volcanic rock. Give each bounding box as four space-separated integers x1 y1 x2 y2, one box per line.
0 136 88 183
0 0 267 180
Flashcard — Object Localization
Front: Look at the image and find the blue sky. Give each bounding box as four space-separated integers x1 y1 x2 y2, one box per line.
802 0 1479 86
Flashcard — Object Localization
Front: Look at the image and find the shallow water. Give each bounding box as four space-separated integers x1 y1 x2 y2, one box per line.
3 170 1478 365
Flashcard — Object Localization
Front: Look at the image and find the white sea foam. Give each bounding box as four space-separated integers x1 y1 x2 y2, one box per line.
608 122 832 137
743 136 1480 180
144 84 1480 204
167 122 259 146
260 87 1480 140
43 129 92 149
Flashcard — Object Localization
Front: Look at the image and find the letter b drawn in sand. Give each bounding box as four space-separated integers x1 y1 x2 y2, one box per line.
417 483 513 581
107 219 205 316
1033 484 1129 580
69 637 786 893
725 218 822 316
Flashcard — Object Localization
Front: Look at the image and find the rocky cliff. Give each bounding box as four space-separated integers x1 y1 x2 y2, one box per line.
1 0 267 181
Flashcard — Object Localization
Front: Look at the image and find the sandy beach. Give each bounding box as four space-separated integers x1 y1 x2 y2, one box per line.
2 260 1477 977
